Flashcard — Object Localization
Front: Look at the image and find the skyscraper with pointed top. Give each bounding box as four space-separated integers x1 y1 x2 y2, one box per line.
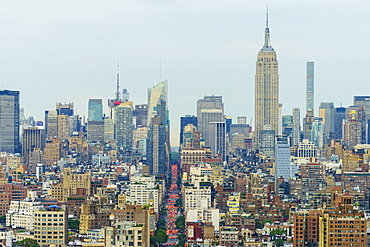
254 10 279 151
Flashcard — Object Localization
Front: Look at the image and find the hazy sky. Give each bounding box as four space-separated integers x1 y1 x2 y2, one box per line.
1 1 370 145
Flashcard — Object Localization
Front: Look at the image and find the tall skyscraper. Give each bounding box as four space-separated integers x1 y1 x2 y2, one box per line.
88 99 103 122
292 108 301 146
303 62 315 141
254 12 279 150
197 95 224 146
306 61 314 112
0 90 20 154
115 101 134 162
146 80 170 174
87 99 104 143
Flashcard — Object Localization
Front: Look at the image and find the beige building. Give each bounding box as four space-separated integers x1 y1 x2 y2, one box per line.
254 14 279 150
34 207 67 245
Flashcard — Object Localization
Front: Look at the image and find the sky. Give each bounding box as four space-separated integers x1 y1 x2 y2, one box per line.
0 0 370 145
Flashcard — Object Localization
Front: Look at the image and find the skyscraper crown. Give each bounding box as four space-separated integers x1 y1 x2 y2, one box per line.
261 8 274 52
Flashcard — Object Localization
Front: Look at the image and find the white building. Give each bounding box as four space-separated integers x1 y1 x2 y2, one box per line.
186 209 220 231
183 181 212 211
126 175 159 213
6 191 43 230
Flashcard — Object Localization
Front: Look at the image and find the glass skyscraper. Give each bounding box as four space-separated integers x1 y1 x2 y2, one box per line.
0 90 20 154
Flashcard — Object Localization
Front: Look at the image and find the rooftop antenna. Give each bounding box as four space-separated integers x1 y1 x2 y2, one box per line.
159 53 162 83
266 5 269 28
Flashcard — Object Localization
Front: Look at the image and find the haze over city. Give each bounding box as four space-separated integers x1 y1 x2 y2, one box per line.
0 0 369 145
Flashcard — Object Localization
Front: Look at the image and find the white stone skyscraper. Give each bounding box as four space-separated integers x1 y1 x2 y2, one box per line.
254 11 279 151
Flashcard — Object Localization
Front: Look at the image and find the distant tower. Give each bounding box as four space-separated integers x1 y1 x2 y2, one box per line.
122 89 130 102
306 62 314 112
292 108 301 146
254 10 279 150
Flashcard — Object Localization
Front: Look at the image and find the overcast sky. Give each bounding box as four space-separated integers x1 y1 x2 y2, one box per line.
1 0 369 145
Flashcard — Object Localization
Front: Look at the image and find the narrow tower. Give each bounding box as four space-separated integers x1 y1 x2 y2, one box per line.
254 10 279 151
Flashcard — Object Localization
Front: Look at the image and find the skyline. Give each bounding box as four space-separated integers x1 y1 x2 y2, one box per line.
1 1 369 145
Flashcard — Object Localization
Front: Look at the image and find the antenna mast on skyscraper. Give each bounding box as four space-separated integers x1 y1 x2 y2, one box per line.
266 5 269 28
115 61 120 101
159 53 162 83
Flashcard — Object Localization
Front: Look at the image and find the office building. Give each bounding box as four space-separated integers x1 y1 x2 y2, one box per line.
56 102 74 116
133 104 148 127
311 118 324 149
208 122 226 161
275 136 291 188
57 114 70 139
122 88 130 102
87 120 104 143
334 107 346 140
303 110 314 141
319 102 335 142
343 106 365 150
104 118 115 142
180 115 198 146
254 12 279 151
197 96 224 146
22 127 45 165
88 99 103 121
0 90 20 154
45 110 58 139
146 81 170 175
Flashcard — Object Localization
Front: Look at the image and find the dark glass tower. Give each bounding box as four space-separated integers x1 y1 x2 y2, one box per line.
0 90 20 154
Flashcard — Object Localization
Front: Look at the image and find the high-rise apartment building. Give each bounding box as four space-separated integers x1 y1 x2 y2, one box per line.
115 101 134 162
260 125 275 159
197 96 224 146
0 90 20 154
254 13 279 151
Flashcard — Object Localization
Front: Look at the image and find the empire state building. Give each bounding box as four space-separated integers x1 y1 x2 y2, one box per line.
254 12 279 151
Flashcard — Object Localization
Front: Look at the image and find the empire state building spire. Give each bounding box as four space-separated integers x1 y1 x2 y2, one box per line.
262 7 274 51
